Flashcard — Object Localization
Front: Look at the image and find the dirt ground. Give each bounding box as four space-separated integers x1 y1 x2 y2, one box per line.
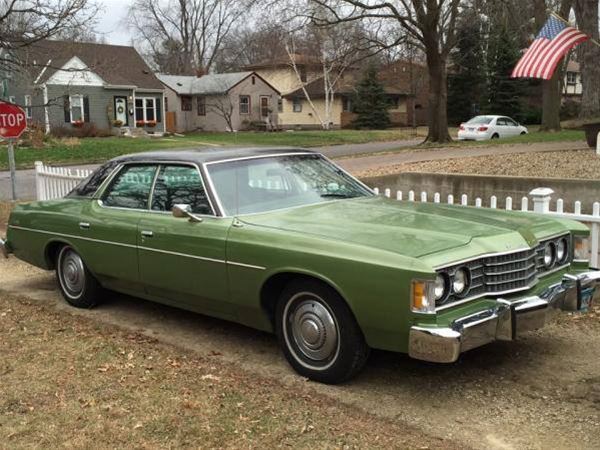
2 256 600 449
355 149 600 180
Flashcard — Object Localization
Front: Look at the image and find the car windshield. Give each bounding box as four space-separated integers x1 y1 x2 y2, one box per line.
206 154 373 215
466 116 493 125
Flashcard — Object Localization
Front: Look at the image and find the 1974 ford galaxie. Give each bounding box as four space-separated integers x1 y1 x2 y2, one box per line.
2 148 599 383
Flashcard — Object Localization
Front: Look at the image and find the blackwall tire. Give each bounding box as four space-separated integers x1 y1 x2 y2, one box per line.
56 246 103 308
275 279 370 384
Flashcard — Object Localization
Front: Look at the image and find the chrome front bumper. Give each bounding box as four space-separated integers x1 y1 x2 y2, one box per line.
0 237 10 258
409 271 600 363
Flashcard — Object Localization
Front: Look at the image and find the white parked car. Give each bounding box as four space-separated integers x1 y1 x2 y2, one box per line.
458 115 528 141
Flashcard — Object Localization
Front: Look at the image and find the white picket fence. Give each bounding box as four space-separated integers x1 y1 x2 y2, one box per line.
34 161 93 201
34 160 599 268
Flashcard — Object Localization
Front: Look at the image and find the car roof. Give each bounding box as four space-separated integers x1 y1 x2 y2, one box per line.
110 147 317 165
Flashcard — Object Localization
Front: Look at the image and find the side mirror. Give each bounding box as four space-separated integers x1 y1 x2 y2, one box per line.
172 204 203 222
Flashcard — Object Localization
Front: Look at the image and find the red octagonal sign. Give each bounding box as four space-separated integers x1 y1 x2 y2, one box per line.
0 101 27 139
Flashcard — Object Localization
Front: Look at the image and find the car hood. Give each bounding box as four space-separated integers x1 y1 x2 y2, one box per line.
238 196 566 259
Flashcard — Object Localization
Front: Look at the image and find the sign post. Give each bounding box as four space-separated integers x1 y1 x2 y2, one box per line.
0 101 27 201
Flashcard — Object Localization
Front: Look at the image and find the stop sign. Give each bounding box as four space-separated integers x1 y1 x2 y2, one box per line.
0 101 27 139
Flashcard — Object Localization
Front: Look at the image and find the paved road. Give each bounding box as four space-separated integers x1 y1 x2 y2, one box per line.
0 139 587 201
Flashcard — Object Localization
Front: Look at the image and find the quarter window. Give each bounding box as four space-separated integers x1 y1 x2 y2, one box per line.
102 165 157 210
239 95 250 114
151 165 212 215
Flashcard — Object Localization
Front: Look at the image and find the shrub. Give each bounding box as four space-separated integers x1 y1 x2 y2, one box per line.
50 123 112 138
21 122 47 148
560 99 581 120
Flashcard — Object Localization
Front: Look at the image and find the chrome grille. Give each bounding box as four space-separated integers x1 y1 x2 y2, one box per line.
436 233 571 307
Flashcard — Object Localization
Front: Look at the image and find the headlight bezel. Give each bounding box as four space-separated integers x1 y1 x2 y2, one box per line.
543 241 556 268
452 267 471 298
556 237 568 264
433 272 451 303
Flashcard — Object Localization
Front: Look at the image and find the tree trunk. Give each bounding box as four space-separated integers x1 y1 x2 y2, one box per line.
574 0 600 119
540 71 562 131
425 53 452 143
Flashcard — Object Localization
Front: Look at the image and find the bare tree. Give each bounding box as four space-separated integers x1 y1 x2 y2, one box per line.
206 96 235 131
573 0 600 120
0 0 99 73
304 0 461 143
127 0 255 75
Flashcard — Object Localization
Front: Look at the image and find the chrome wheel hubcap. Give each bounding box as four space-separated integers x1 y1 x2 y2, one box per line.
289 297 338 362
60 249 85 298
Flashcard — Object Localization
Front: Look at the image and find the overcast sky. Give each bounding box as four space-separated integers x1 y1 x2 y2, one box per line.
96 0 133 45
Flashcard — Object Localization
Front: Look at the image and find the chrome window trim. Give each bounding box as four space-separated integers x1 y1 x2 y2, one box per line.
96 160 218 217
8 225 265 270
202 152 374 218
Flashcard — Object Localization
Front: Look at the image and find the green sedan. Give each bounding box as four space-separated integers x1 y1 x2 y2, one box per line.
2 148 599 383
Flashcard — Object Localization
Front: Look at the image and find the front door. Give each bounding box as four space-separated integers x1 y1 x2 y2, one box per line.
260 96 269 119
114 96 128 126
137 164 232 317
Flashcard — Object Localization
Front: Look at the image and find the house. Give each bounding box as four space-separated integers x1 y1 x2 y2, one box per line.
157 72 280 132
563 60 582 100
244 56 429 129
1 40 165 133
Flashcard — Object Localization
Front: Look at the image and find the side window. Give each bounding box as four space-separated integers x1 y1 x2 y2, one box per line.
102 165 157 209
68 161 119 198
496 118 507 126
151 165 213 215
507 118 518 126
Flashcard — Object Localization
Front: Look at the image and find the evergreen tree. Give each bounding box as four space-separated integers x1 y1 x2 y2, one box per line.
447 18 486 125
352 66 391 129
485 24 525 118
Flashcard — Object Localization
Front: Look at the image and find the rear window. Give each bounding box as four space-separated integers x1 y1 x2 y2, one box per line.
466 116 493 125
67 161 119 198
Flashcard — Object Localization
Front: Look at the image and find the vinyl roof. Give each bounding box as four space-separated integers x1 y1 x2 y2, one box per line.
111 147 317 165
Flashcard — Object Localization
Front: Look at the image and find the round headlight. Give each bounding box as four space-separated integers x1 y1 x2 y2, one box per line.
543 242 556 268
452 268 470 296
556 238 568 263
434 273 449 301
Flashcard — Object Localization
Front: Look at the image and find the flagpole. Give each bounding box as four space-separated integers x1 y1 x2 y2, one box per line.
548 9 600 48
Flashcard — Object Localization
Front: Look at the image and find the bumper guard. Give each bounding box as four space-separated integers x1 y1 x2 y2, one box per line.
409 271 600 363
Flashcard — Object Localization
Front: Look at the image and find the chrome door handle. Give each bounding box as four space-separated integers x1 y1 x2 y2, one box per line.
141 230 154 238
79 222 90 230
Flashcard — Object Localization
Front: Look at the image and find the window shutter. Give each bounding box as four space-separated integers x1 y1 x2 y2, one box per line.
83 96 90 122
156 98 162 122
63 95 70 122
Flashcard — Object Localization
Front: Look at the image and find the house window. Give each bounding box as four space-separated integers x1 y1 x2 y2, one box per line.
342 97 352 112
197 96 206 116
24 95 32 118
239 95 250 114
299 66 307 83
70 95 84 122
566 71 577 85
165 96 169 111
277 97 283 113
135 97 158 123
252 76 256 85
181 95 192 111
292 97 302 113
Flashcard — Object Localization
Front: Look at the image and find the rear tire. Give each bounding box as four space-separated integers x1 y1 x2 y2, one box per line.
491 133 500 139
520 131 527 135
56 245 103 308
275 279 370 384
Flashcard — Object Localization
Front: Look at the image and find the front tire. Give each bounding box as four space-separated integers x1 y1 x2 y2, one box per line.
275 279 370 384
56 245 102 308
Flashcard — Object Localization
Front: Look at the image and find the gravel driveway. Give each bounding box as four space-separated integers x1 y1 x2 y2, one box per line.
2 256 600 449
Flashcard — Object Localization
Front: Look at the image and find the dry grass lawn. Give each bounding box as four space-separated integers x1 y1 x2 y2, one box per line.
0 293 457 449
357 149 600 180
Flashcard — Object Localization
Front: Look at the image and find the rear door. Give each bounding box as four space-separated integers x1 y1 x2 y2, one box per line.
495 117 508 137
81 163 158 294
137 164 233 317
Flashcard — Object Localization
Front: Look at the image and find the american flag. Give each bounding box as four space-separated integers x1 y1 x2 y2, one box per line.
511 15 589 80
